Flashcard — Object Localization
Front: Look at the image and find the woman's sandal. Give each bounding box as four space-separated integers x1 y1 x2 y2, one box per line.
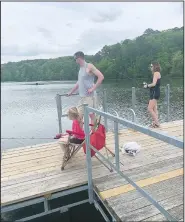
149 122 160 128
154 123 160 128
149 122 155 128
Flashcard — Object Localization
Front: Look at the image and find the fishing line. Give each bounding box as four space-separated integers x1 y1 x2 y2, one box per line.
121 73 143 87
61 96 81 114
2 137 56 140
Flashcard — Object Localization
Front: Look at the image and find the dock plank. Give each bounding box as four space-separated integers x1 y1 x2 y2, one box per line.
94 156 183 192
2 120 182 158
143 204 183 221
98 177 183 221
2 124 182 161
2 145 182 182
1 119 183 222
1 164 113 206
107 180 183 221
1 139 181 172
121 194 183 221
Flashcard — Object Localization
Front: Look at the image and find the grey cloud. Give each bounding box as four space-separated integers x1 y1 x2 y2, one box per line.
46 2 84 11
74 28 138 54
2 45 43 57
37 27 52 39
1 42 77 58
66 23 73 28
2 2 183 63
91 8 123 23
179 3 183 14
2 44 64 57
1 45 19 56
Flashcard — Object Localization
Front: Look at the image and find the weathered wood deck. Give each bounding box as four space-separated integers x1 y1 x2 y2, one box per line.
1 120 183 221
94 120 183 221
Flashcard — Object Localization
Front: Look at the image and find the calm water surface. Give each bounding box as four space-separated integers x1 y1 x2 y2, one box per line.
1 80 183 150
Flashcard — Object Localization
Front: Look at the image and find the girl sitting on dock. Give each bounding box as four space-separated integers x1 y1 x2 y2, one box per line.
58 107 85 159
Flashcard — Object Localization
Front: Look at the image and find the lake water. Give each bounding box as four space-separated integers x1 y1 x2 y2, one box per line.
1 79 183 150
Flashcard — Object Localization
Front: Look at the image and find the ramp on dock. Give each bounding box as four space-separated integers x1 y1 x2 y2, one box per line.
1 120 183 221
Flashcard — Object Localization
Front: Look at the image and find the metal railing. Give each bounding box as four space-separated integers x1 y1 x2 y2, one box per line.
83 106 183 222
56 84 171 134
55 88 139 134
55 93 78 133
127 108 136 122
55 90 109 133
166 84 170 122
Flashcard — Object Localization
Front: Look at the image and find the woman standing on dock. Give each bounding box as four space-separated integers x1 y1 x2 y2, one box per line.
143 62 161 128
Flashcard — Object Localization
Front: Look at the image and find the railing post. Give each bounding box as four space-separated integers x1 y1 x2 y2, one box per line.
103 89 108 132
114 121 120 171
128 108 136 123
44 198 50 212
132 87 136 112
84 104 94 204
166 84 170 122
56 94 62 133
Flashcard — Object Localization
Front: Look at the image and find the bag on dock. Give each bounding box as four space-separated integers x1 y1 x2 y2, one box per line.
83 123 106 157
121 142 141 156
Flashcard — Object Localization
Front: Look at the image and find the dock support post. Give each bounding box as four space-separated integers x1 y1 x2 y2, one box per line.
56 94 62 133
132 87 136 112
166 84 170 122
114 121 120 171
112 216 117 222
44 199 50 212
84 105 94 204
103 89 108 132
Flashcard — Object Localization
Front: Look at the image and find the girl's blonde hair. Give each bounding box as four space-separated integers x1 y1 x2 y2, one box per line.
67 107 83 128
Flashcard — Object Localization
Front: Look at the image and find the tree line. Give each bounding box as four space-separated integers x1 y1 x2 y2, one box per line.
1 27 183 82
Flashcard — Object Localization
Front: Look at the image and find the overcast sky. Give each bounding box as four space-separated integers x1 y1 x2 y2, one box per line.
1 2 183 64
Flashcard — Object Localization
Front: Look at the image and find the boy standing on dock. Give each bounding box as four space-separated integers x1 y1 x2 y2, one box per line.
68 51 104 123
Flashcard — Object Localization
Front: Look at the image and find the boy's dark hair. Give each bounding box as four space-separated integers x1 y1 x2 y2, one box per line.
74 51 85 59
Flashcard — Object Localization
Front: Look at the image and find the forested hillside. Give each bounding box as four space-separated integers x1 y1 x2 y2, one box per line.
1 27 183 82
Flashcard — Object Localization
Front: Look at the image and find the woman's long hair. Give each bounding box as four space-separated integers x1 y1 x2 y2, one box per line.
152 62 161 73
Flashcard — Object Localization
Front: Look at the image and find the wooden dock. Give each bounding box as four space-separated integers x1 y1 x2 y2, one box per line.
1 120 183 221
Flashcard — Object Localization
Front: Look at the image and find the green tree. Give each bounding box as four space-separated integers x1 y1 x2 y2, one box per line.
170 51 183 77
1 26 183 82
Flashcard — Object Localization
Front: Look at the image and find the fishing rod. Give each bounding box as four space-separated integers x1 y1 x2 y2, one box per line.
2 132 69 140
113 69 143 87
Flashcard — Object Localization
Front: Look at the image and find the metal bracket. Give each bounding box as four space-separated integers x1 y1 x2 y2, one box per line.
44 199 50 212
60 206 69 213
94 190 117 222
44 193 52 199
44 193 51 212
108 108 119 117
94 200 110 222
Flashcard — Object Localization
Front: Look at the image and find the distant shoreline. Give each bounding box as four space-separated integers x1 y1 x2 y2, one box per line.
1 76 184 84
